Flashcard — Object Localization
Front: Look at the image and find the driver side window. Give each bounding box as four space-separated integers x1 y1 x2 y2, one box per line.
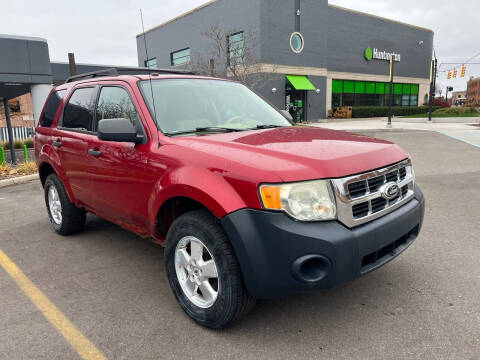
96 86 138 129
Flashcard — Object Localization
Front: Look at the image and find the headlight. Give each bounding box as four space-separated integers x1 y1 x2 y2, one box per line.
259 180 337 221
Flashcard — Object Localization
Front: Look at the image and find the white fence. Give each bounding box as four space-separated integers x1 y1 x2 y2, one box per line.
0 127 35 142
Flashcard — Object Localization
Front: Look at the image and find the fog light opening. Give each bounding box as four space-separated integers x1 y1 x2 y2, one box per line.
292 255 331 283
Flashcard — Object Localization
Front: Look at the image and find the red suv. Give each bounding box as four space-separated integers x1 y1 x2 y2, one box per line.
35 69 425 328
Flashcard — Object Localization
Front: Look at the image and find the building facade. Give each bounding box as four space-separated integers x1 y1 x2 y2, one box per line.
467 77 480 105
449 90 467 106
136 0 434 121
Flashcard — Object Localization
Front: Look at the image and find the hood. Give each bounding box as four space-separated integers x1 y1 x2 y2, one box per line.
170 127 409 182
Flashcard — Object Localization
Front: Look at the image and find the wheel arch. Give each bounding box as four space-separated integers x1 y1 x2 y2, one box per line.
148 169 247 243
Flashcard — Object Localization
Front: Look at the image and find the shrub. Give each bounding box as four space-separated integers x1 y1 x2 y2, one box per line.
423 99 450 108
16 161 37 175
0 164 13 177
0 138 34 150
351 106 437 118
23 139 34 148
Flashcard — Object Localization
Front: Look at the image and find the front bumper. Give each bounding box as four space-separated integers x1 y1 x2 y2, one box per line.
221 185 425 299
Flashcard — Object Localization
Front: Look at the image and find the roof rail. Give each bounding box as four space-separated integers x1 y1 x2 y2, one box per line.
65 67 194 83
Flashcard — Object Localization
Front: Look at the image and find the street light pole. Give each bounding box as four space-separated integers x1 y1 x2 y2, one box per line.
428 59 435 122
2 98 16 165
387 57 394 128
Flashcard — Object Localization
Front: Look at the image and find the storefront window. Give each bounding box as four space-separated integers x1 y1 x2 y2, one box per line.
331 79 419 108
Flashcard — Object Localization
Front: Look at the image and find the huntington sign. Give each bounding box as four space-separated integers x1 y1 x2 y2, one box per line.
364 47 401 62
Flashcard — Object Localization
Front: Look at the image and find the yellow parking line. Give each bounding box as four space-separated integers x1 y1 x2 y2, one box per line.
0 249 107 360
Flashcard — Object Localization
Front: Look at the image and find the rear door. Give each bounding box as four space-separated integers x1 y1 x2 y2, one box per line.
84 83 152 228
57 86 98 205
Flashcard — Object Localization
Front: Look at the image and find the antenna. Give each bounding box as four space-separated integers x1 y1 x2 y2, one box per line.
140 9 158 127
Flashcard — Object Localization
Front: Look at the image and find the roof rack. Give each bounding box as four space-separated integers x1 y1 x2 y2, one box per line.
65 67 195 83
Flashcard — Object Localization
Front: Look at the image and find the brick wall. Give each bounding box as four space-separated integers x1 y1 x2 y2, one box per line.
0 93 35 128
467 77 480 105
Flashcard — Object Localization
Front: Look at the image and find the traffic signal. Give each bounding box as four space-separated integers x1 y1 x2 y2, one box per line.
461 65 466 77
447 71 451 79
453 69 458 78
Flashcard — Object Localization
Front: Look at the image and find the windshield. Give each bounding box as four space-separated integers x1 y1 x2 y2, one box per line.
138 79 291 135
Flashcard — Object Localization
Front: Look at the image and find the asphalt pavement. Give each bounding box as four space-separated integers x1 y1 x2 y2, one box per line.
0 130 479 360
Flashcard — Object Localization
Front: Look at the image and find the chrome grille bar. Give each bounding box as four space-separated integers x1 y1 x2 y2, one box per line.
331 159 415 228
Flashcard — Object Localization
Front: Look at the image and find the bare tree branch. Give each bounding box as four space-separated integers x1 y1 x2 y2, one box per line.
189 25 278 89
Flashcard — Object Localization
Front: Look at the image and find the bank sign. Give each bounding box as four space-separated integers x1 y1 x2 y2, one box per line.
365 47 401 62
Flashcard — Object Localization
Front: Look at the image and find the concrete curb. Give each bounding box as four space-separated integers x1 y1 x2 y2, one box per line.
0 173 39 189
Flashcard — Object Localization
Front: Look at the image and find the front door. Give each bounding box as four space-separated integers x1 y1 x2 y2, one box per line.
85 84 152 230
286 89 306 123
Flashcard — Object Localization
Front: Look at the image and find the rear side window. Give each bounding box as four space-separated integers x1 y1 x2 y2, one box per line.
40 90 66 127
96 87 138 128
62 87 96 131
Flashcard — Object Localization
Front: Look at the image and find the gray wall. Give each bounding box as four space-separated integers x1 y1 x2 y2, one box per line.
326 6 433 78
260 0 328 68
137 0 261 73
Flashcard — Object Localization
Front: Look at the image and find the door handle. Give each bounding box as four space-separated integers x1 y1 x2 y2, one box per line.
88 149 102 157
53 140 62 147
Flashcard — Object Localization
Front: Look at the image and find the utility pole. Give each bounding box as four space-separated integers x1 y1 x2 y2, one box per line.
68 52 77 76
387 57 394 128
2 98 16 165
428 59 435 122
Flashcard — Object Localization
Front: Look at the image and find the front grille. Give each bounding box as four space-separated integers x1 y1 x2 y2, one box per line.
348 180 367 198
367 175 384 192
331 159 415 228
352 202 369 218
346 164 411 220
385 170 398 183
370 197 387 213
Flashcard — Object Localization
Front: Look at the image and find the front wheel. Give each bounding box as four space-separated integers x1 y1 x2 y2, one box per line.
164 210 255 329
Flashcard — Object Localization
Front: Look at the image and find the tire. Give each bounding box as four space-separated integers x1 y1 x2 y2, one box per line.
44 173 86 235
164 210 255 329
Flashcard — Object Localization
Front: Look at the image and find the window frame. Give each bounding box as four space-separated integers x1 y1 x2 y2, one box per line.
170 48 191 67
227 31 244 66
58 86 99 135
93 84 147 143
145 58 157 69
40 89 67 128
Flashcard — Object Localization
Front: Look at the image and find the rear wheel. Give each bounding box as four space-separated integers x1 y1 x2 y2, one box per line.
164 210 255 329
44 174 86 235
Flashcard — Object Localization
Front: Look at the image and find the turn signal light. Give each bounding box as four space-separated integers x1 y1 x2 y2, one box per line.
259 185 282 210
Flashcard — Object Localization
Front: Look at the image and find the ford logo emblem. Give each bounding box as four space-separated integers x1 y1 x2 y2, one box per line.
380 182 400 200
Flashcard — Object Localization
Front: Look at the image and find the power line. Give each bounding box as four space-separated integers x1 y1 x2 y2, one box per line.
437 50 480 73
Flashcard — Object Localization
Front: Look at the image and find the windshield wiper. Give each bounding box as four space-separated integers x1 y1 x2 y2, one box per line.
254 124 285 129
165 127 244 136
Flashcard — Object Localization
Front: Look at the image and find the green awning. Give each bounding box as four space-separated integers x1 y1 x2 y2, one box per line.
286 75 316 91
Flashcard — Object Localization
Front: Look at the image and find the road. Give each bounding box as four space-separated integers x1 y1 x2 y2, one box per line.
0 130 479 360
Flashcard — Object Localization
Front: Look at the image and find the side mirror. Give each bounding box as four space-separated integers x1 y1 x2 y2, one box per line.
98 118 142 143
280 110 294 122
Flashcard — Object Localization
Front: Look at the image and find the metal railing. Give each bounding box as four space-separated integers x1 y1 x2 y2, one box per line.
0 127 34 142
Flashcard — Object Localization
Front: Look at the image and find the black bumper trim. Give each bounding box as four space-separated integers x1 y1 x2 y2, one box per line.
221 185 425 299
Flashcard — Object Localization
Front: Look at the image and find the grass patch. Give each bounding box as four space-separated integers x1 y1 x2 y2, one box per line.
404 107 480 118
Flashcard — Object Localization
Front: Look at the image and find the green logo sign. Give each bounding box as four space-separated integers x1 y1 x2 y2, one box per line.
364 47 373 61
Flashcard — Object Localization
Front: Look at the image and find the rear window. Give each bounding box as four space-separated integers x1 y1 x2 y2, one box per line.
62 87 96 131
40 90 66 127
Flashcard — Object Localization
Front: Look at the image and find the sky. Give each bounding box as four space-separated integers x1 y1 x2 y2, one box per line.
0 0 478 95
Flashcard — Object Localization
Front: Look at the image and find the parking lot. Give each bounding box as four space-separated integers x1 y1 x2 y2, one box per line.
1 129 479 360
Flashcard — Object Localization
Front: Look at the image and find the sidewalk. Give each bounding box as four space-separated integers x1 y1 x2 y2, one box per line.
310 117 480 148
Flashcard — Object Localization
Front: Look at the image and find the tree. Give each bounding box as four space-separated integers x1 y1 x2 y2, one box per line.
189 25 277 89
